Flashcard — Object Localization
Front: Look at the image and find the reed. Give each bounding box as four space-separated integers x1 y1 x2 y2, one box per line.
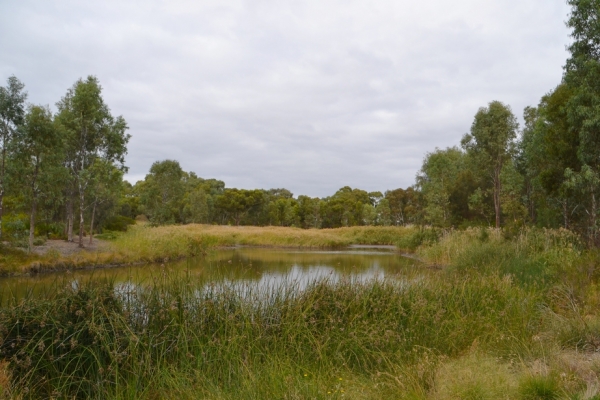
0 269 538 399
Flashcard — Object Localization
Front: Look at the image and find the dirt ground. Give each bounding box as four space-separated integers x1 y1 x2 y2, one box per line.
31 238 110 257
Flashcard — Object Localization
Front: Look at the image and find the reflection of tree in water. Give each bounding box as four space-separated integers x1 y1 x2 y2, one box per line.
0 248 420 302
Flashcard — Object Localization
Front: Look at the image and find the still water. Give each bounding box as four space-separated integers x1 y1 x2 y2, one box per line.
0 247 422 302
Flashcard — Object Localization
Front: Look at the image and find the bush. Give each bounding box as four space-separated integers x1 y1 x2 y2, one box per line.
94 231 119 240
3 214 27 242
102 215 135 232
36 222 65 239
396 227 440 251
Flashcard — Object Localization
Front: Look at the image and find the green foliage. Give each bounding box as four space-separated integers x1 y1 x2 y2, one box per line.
182 187 209 223
319 186 371 228
392 187 422 225
396 227 440 251
462 101 519 228
215 188 265 226
3 213 27 242
417 147 478 226
103 215 135 232
138 160 185 224
56 75 130 246
0 76 27 240
518 375 560 400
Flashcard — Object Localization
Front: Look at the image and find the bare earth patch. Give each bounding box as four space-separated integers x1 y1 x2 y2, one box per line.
31 239 110 257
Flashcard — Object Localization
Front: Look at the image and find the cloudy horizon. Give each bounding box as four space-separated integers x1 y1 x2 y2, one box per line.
1 0 571 197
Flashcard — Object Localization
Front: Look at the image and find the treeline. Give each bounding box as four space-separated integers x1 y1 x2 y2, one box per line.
416 0 600 245
4 0 600 246
0 76 130 249
130 0 600 245
126 158 422 229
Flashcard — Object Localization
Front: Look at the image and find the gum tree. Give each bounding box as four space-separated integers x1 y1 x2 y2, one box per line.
0 76 27 239
563 0 600 243
462 101 518 228
139 159 185 224
12 105 64 250
56 76 129 247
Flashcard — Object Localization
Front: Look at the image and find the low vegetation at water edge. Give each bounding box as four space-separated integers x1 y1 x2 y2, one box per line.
2 225 600 398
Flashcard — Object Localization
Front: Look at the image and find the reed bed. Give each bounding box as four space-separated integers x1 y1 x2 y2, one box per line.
2 264 600 398
0 269 542 399
417 227 584 286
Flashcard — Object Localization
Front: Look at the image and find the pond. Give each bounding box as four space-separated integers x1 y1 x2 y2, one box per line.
0 246 424 302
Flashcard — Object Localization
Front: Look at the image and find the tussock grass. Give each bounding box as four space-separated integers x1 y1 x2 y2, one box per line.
418 227 582 285
432 351 519 400
0 270 537 399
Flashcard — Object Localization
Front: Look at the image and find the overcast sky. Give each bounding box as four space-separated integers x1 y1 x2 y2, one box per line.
1 0 571 197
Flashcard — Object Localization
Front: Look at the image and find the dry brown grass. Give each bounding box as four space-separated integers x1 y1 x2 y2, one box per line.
2 224 415 275
0 361 9 398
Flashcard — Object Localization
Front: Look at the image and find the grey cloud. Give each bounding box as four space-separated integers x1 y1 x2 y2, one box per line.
0 0 571 197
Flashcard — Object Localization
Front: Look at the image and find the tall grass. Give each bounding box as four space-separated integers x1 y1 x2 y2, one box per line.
0 268 539 399
109 224 422 263
417 227 583 286
5 226 600 397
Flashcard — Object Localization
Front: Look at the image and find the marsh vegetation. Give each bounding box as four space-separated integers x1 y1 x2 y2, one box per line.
1 226 600 398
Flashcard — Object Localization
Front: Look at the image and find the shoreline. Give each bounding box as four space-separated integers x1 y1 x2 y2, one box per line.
1 244 426 278
0 225 432 276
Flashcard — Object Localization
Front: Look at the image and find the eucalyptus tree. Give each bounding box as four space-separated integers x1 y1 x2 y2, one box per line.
520 84 579 228
86 159 124 244
265 188 295 226
416 147 470 227
362 203 377 225
183 187 209 224
139 160 186 225
385 187 422 226
462 101 518 228
320 187 369 228
0 76 27 239
296 195 321 228
267 197 296 226
56 76 129 247
215 188 264 226
375 198 392 226
562 0 600 242
12 105 64 250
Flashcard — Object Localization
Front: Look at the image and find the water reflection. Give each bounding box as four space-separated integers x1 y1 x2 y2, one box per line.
0 247 422 302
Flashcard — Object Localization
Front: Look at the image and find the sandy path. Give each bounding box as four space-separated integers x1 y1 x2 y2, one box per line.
31 238 110 257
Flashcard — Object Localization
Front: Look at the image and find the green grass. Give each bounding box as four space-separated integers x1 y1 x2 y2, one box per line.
4 226 600 397
0 268 539 399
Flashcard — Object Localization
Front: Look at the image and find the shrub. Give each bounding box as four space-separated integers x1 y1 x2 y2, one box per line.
102 215 136 232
